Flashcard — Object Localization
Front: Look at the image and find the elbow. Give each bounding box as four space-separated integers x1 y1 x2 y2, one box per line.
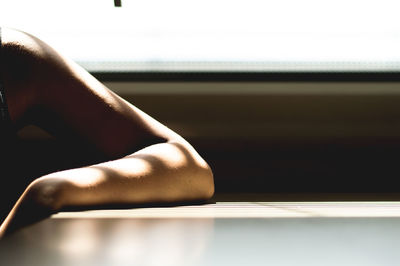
203 165 215 200
169 140 215 202
175 160 214 203
192 162 215 201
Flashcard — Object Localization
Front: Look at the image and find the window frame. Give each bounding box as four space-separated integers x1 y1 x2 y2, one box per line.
93 71 400 82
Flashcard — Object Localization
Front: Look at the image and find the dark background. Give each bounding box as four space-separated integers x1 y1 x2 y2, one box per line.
9 74 400 196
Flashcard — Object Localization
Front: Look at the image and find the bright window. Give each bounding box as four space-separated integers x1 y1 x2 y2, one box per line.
1 0 399 72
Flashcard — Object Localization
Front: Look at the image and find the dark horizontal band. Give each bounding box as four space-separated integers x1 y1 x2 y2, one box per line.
92 71 400 82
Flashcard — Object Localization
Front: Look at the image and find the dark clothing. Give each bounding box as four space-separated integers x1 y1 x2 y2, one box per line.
0 27 17 222
0 27 12 133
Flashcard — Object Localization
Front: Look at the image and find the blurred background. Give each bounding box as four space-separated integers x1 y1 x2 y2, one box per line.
2 0 400 195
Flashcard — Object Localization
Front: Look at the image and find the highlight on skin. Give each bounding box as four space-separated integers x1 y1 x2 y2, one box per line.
0 27 214 238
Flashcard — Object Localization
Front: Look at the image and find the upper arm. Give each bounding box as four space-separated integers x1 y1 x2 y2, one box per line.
36 60 176 157
2 28 214 196
2 28 180 158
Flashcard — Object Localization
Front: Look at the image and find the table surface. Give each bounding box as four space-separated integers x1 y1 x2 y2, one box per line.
2 200 400 266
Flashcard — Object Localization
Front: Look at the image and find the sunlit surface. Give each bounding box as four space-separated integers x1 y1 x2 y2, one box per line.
53 201 400 218
2 202 400 265
0 0 399 72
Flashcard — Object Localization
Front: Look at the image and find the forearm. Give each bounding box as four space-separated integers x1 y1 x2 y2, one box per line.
0 140 213 237
0 28 214 238
54 140 214 207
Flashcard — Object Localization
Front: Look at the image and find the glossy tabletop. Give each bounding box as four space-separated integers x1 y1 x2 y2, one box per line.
1 201 400 266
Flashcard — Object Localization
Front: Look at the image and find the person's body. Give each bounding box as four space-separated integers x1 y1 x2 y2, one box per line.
0 27 214 237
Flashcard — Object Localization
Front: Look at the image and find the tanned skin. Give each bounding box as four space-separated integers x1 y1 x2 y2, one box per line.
0 28 214 237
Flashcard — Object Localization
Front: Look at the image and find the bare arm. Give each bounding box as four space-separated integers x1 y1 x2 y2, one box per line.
0 28 214 237
0 140 214 237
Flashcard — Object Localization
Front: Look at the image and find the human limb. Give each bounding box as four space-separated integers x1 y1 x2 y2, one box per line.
0 28 214 237
1 141 213 236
